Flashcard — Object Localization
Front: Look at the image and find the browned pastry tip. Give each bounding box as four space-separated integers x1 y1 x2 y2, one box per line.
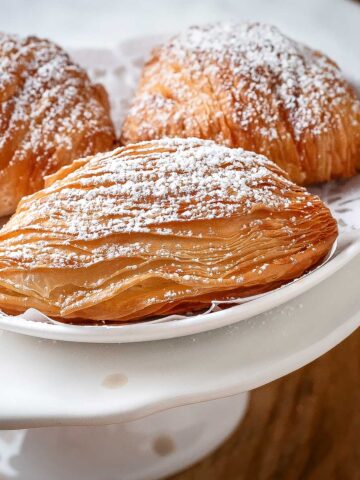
121 23 360 185
0 33 116 216
0 138 337 323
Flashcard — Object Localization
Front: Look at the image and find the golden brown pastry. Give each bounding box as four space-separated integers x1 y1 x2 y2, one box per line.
0 138 337 323
121 23 360 185
0 33 116 216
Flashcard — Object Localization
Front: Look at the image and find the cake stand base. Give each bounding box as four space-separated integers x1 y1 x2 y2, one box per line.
0 393 249 480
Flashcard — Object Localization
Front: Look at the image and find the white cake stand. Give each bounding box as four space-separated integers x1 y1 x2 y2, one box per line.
0 248 359 480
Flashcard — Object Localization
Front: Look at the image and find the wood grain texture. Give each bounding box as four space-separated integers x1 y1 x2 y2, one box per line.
171 328 360 480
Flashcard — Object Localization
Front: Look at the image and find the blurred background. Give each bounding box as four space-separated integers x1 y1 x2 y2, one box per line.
0 0 359 81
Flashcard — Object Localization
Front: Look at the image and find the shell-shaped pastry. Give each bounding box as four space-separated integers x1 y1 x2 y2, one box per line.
0 33 116 216
121 23 360 185
0 138 337 323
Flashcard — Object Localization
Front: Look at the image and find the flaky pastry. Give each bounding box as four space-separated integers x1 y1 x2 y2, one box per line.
0 138 337 323
121 23 360 185
0 33 116 216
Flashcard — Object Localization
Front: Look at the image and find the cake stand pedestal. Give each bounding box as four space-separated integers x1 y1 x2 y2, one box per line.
0 394 248 480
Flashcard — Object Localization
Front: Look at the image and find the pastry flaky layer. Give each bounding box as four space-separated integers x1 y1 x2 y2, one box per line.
0 33 116 217
121 23 360 186
0 138 337 323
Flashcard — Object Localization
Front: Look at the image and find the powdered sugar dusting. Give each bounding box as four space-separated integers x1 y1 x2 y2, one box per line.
1 138 314 256
169 23 355 138
0 33 115 206
126 22 359 142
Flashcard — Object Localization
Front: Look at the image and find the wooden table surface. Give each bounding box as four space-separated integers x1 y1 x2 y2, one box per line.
171 328 360 480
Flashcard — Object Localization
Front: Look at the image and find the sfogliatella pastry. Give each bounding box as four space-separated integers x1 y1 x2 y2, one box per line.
121 23 360 185
0 138 337 323
0 33 116 216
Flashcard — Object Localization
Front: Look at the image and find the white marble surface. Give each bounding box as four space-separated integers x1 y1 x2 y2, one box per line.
0 0 359 80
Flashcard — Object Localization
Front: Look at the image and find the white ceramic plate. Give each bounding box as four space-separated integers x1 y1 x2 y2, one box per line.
0 38 359 343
